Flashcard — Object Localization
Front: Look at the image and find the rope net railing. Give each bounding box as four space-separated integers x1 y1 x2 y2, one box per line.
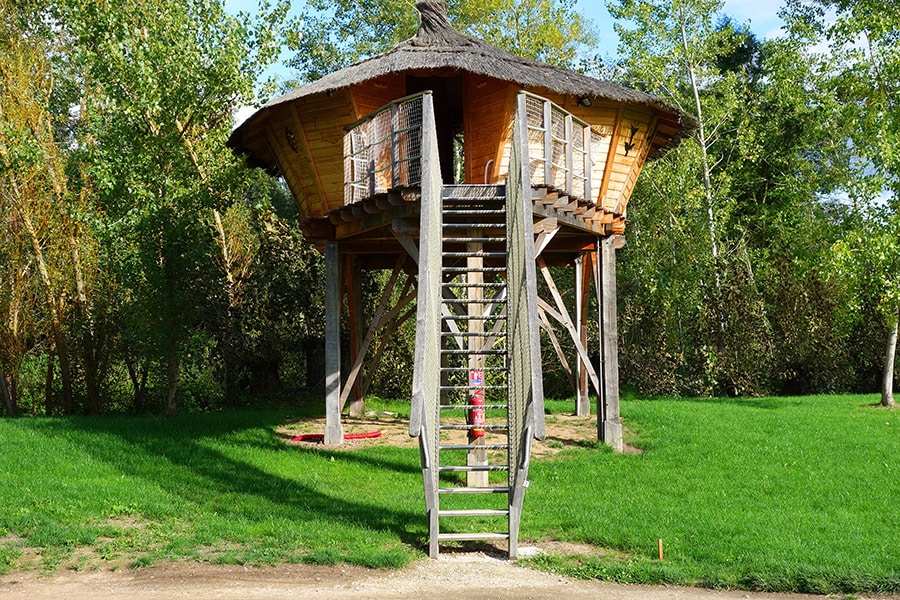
343 92 426 205
522 92 592 203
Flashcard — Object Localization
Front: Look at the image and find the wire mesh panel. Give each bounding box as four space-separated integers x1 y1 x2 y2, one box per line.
525 95 546 185
393 98 423 187
343 93 426 205
550 106 568 190
343 128 370 205
571 123 588 200
522 92 594 203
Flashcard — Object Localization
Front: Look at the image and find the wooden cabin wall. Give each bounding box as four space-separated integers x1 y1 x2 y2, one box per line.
463 76 516 185
536 90 658 216
259 90 356 219
350 73 406 118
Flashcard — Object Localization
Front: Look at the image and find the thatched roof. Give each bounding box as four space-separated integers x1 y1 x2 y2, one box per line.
229 0 695 157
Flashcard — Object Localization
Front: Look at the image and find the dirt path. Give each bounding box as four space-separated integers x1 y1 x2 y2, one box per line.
2 553 895 600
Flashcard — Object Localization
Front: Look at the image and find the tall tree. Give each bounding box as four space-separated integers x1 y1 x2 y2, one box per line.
60 0 289 413
783 0 900 405
0 0 79 413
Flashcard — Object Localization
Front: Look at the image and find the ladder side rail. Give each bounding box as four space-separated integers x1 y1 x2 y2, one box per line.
409 93 443 560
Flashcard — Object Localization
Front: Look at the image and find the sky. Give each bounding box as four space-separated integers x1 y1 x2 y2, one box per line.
227 0 788 113
575 0 787 57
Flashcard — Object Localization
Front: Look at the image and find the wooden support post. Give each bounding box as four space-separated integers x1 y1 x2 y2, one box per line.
345 256 365 416
324 240 344 445
598 236 623 451
467 231 488 487
575 254 591 416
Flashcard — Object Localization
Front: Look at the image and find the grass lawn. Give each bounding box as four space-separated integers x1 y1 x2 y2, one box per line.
526 394 900 594
1 394 898 594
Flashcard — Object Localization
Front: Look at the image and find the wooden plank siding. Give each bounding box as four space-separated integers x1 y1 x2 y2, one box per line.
464 76 515 185
257 90 356 218
351 73 406 118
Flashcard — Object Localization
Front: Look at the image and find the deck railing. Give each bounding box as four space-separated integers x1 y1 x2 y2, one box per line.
343 92 428 205
522 92 592 203
344 90 594 206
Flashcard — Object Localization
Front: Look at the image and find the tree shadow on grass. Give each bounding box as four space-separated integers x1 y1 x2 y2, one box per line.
650 396 808 410
51 412 427 553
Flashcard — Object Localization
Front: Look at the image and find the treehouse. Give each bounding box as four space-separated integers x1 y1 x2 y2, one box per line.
228 0 693 559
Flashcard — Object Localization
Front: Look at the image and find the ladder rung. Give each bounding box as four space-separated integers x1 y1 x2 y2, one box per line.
440 331 506 338
439 487 510 494
441 444 509 450
441 299 507 305
441 400 509 410
442 222 507 228
441 349 507 355
440 366 507 372
440 282 506 288
439 465 509 472
443 266 506 272
440 403 508 408
443 238 506 243
440 424 508 431
443 252 507 258
439 385 508 390
439 509 509 517
437 532 510 542
442 315 507 320
443 210 506 216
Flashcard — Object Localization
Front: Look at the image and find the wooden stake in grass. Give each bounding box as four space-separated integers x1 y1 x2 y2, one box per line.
658 538 664 560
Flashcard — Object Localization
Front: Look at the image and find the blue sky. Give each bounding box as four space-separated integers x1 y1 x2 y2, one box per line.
576 0 786 57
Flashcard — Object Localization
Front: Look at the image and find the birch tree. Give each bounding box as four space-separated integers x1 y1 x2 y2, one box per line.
784 0 900 405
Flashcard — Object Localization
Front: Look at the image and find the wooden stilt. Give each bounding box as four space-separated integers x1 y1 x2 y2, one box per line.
467 231 488 487
345 256 365 416
575 254 591 416
324 240 344 445
598 236 623 451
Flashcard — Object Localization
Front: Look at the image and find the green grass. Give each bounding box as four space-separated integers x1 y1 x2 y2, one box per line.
0 403 424 572
523 394 900 594
1 394 899 594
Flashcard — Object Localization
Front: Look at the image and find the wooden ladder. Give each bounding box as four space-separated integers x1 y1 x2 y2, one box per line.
432 183 512 555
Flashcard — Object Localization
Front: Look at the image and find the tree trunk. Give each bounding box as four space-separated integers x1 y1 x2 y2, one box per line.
44 349 56 414
164 347 179 416
71 231 105 414
17 209 74 413
1 371 18 416
125 356 149 412
882 311 898 408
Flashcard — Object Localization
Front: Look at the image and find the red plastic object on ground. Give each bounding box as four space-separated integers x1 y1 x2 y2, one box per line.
290 430 383 442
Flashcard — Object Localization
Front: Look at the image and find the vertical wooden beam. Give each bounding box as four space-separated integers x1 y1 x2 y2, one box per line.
467 231 488 487
575 253 591 416
324 240 343 445
543 100 553 185
344 256 365 416
598 236 623 451
565 114 574 194
583 124 592 205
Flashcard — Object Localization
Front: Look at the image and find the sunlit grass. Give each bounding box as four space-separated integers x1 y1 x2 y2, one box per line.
523 394 900 594
1 394 898 594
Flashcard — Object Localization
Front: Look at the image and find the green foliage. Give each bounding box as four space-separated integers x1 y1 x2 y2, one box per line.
288 0 598 83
